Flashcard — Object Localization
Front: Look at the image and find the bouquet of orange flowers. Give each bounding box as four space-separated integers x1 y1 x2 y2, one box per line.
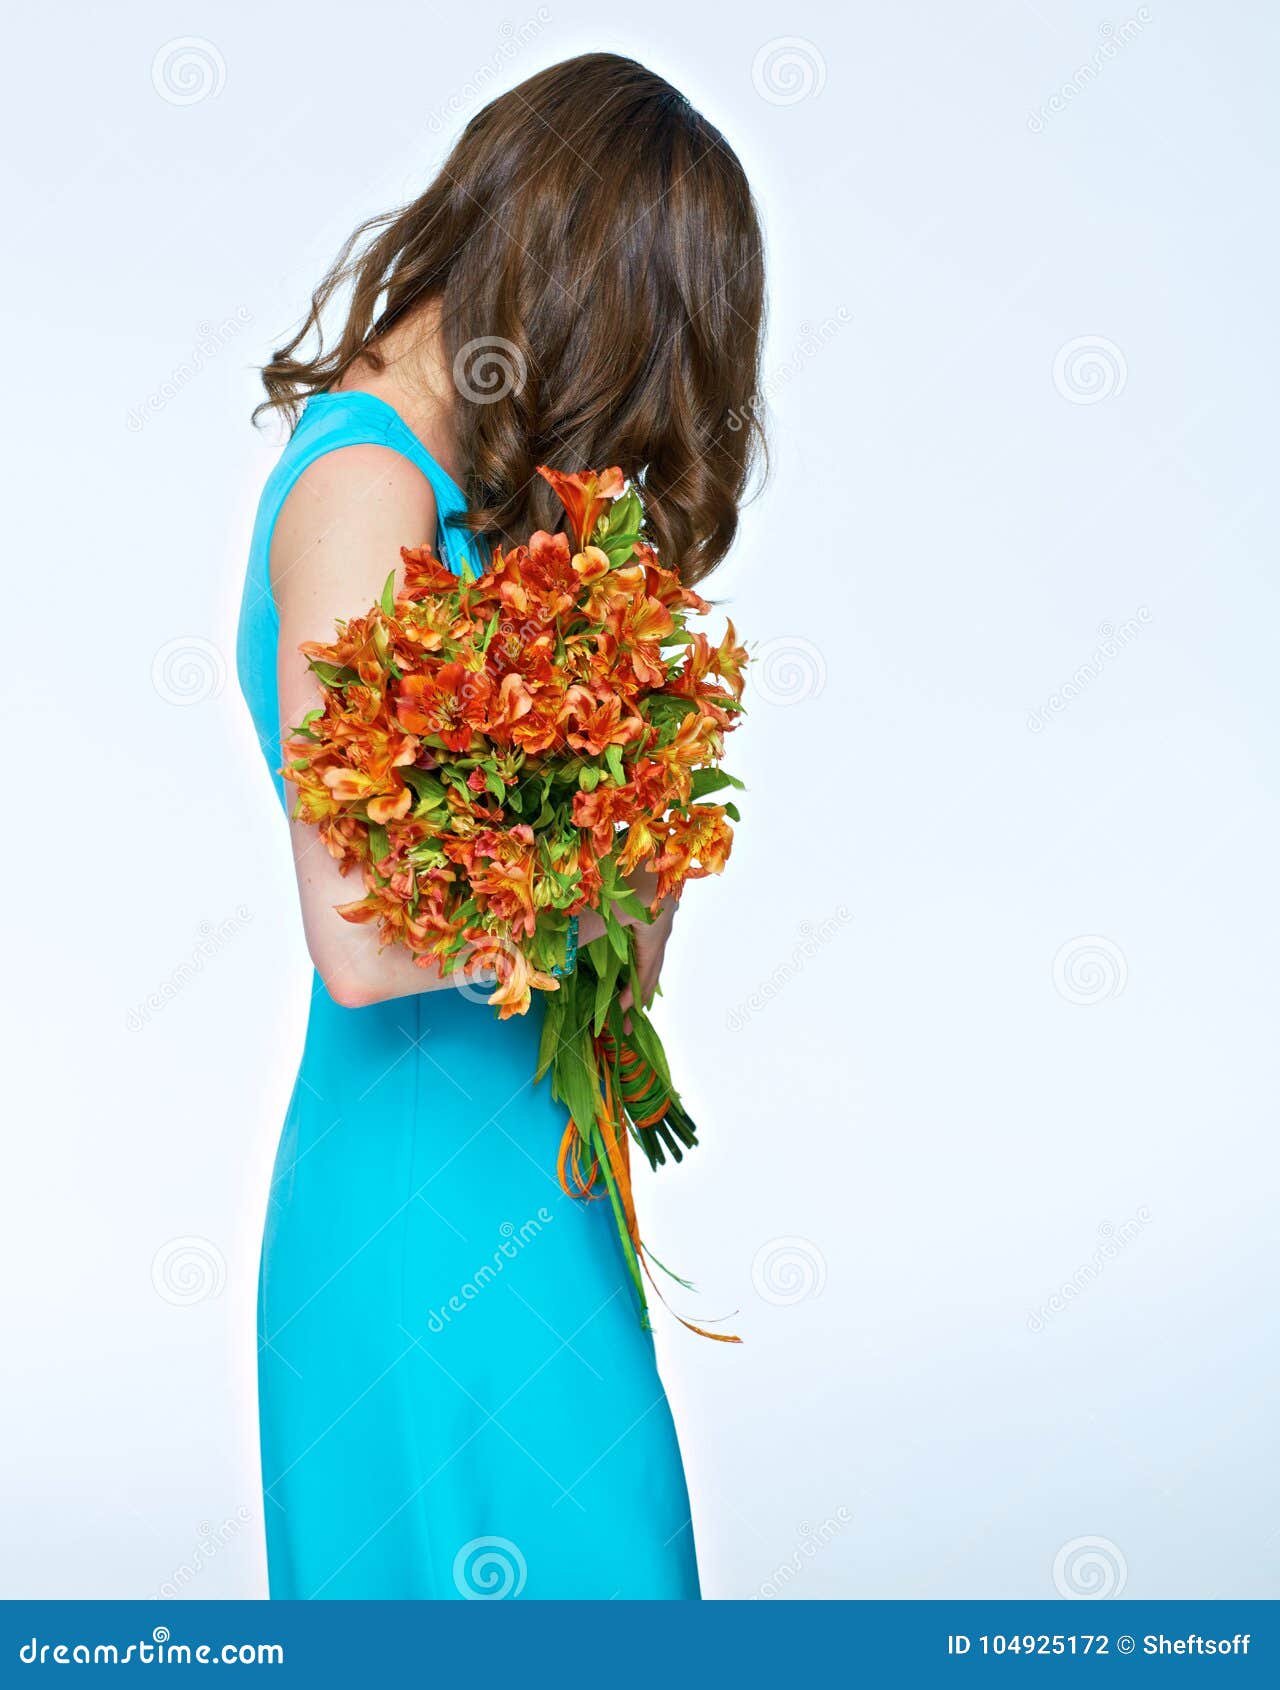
282 467 745 1333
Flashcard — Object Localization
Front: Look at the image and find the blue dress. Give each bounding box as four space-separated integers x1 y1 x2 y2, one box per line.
235 391 699 1600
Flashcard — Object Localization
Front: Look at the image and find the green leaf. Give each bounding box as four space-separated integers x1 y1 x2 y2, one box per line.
604 744 625 784
400 768 447 808
308 660 358 688
368 823 390 863
379 570 396 617
690 767 745 800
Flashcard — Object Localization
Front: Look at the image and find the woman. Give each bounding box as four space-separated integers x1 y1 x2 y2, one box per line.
236 52 764 1600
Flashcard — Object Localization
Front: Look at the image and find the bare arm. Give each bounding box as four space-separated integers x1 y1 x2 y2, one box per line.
272 445 460 1009
272 446 677 1012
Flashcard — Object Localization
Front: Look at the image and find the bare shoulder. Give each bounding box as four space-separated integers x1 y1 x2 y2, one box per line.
269 444 437 610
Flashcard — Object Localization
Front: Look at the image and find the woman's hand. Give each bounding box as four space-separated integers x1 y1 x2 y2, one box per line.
618 894 678 1031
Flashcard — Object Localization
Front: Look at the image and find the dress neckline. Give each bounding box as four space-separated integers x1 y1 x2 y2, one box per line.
307 390 467 501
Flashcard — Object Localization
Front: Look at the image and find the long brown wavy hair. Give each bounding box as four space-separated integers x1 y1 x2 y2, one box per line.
257 53 765 584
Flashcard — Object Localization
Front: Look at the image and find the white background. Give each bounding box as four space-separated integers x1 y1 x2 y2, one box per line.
2 0 1277 1601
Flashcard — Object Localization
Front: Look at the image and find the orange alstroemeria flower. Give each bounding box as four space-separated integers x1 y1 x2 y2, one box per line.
537 466 625 550
571 782 635 856
651 805 734 903
395 662 492 753
469 824 539 936
560 685 644 756
468 939 559 1021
